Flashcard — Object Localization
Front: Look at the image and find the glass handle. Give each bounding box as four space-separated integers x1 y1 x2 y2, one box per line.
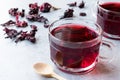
99 40 115 63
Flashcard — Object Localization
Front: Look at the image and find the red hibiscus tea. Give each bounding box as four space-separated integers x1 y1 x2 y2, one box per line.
49 18 102 73
97 1 120 39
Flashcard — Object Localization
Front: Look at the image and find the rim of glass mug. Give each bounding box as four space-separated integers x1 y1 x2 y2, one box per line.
48 18 102 48
97 1 120 16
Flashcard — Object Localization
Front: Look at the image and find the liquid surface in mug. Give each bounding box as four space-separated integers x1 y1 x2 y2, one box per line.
100 2 120 12
50 24 100 71
97 2 120 36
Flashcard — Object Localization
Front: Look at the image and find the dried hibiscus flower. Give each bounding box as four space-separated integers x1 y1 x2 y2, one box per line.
15 25 38 43
39 2 52 13
9 8 25 17
26 14 48 23
60 9 74 19
26 14 49 28
28 3 39 15
39 2 60 12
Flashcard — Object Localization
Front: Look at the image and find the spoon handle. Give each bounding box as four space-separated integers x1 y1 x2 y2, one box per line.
51 72 67 80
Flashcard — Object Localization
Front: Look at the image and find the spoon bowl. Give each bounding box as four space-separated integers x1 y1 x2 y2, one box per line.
34 62 53 76
33 62 67 80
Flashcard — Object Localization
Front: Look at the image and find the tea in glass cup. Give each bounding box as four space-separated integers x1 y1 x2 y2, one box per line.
97 0 120 39
49 18 114 74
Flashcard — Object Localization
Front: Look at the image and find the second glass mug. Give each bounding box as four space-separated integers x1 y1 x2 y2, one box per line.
48 18 114 74
97 0 120 39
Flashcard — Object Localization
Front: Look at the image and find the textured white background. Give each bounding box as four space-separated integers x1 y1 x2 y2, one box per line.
0 0 120 80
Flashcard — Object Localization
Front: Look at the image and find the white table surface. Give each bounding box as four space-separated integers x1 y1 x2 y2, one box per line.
0 0 120 80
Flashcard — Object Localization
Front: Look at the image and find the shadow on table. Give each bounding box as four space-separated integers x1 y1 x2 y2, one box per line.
90 62 117 75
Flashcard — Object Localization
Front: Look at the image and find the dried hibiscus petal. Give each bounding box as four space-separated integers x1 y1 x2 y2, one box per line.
80 12 87 16
16 20 28 27
29 8 39 15
67 2 77 7
15 25 38 43
20 9 25 17
26 14 38 21
29 3 39 10
78 1 85 8
1 20 16 26
30 25 37 32
60 9 74 19
15 31 28 43
16 15 28 27
29 25 38 36
44 23 50 28
36 16 49 28
3 27 21 39
25 36 36 43
37 16 48 24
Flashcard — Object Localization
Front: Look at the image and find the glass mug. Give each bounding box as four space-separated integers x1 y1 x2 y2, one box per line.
97 0 120 39
49 18 114 74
